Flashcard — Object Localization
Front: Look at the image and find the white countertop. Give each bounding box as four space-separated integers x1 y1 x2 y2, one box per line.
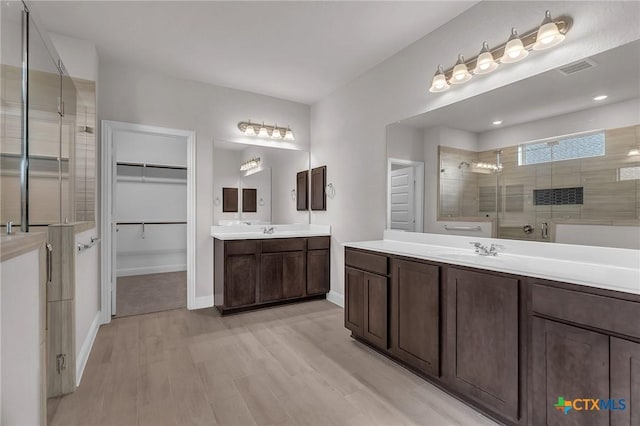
345 231 640 295
211 224 331 241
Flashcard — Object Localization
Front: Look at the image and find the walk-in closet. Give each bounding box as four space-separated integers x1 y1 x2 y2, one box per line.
114 131 188 317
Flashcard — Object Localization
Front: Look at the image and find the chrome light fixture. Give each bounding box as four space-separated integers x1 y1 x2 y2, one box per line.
257 122 269 138
450 55 472 84
271 123 282 139
533 10 565 50
238 121 295 141
429 65 450 93
283 126 295 141
501 28 528 63
243 120 257 136
428 10 571 94
473 42 498 75
240 157 261 171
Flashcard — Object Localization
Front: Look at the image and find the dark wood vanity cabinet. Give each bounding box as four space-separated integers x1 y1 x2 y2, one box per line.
344 249 389 349
531 318 610 426
530 281 640 426
260 251 305 302
447 268 521 422
391 258 440 377
214 236 330 314
307 237 330 295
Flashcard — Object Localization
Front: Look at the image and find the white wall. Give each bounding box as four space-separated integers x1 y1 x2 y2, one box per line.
98 61 310 300
1 249 42 426
478 98 640 151
74 230 100 384
311 1 640 300
386 124 424 162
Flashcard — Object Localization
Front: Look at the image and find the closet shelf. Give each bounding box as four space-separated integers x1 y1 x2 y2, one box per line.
1 153 70 161
116 221 187 225
116 161 187 170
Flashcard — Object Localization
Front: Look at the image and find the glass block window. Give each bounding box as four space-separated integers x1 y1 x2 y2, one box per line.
518 132 605 166
618 166 640 181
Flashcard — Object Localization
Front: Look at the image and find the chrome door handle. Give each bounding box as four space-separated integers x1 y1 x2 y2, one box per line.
46 243 53 285
541 222 549 239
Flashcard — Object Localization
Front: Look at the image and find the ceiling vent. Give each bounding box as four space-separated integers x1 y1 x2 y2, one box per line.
556 59 597 76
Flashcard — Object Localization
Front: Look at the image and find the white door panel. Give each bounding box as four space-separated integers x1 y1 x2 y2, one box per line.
390 166 415 231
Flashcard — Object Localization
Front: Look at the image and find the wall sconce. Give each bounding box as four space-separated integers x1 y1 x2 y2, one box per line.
429 10 571 93
238 121 295 141
240 157 261 171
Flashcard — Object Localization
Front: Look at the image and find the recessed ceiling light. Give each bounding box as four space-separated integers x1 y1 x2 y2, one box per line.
593 95 608 101
493 120 503 125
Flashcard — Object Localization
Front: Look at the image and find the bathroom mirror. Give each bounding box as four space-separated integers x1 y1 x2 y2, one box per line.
213 141 310 225
386 40 640 248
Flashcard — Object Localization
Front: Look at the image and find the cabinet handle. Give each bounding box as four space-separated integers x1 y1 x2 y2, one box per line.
46 243 53 285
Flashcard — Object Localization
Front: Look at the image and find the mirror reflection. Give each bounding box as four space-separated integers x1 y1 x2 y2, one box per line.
213 141 310 225
387 40 640 248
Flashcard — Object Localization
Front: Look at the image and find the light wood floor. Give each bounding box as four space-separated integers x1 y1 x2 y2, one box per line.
49 300 497 426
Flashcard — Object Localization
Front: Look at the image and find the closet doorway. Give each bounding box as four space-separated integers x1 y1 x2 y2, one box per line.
101 121 196 321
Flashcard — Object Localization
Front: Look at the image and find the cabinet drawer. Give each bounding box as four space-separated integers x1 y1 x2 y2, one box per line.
345 249 388 275
308 236 330 250
261 238 306 253
225 240 259 255
532 283 640 339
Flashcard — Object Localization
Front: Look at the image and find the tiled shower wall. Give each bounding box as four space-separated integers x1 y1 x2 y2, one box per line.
439 125 640 240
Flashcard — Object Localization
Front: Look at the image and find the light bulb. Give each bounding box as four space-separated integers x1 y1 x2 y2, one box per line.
244 122 256 136
628 147 640 156
283 127 295 141
271 124 282 139
450 55 471 85
533 11 565 50
258 122 269 137
501 28 529 63
473 42 498 75
429 65 450 93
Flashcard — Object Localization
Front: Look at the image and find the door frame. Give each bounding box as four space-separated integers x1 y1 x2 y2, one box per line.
100 120 197 324
386 158 424 232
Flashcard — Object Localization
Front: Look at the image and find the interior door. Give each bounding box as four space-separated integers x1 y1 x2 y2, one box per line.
389 166 415 231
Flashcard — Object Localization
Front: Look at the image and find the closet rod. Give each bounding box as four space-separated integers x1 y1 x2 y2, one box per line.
116 221 187 225
116 161 187 171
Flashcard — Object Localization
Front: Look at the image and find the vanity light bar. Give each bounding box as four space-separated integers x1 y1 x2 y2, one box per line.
429 11 572 93
240 157 261 171
238 121 295 141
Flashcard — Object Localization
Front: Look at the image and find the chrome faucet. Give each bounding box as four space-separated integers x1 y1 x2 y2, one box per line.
263 226 275 234
470 242 504 256
6 221 13 235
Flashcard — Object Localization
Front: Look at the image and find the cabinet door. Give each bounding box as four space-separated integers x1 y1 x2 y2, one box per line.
447 268 519 421
260 253 283 302
310 166 326 211
226 254 257 307
296 170 308 211
307 249 330 295
282 251 305 299
391 259 439 376
345 267 365 336
532 317 610 426
611 338 640 426
363 272 388 349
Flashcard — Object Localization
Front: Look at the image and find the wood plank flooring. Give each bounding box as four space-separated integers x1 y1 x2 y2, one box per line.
48 300 497 426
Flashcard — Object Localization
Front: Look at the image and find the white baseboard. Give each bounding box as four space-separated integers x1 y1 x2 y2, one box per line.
76 311 101 387
326 290 344 308
190 294 214 310
116 264 187 277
